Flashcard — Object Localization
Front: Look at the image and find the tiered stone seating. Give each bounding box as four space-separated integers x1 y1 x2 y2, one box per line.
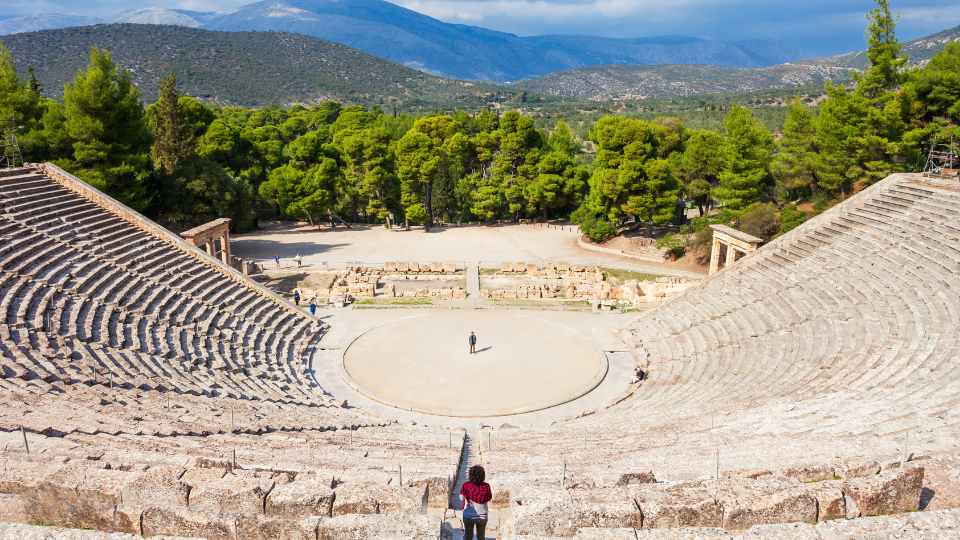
0 166 328 408
5 168 960 537
477 174 960 534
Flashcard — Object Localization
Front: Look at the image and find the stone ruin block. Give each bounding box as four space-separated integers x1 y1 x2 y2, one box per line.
316 513 435 540
411 477 449 510
808 481 846 521
333 482 394 516
453 288 467 300
508 487 642 537
141 506 236 540
265 474 336 518
442 263 458 274
384 262 398 272
24 466 138 533
236 515 321 540
718 478 818 530
833 460 882 480
429 262 443 273
189 471 275 516
630 482 723 529
396 262 409 273
525 263 539 274
781 464 835 484
841 465 924 517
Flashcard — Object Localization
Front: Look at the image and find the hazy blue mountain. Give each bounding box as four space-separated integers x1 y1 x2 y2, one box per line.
821 24 960 68
113 8 209 28
0 14 103 35
0 0 827 81
203 0 802 81
518 24 960 101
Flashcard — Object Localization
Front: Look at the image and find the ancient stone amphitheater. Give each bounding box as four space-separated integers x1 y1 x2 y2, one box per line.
2 163 960 539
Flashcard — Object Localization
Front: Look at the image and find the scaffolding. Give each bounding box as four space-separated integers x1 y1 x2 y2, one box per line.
923 138 959 180
1 118 23 169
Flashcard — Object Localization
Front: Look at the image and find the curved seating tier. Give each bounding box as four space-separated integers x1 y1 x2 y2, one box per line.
487 173 960 489
3 168 960 538
0 166 330 409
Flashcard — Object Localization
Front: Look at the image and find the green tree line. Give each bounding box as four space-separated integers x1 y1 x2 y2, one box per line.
0 1 957 257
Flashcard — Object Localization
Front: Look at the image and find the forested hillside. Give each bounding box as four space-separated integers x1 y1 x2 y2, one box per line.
518 63 857 101
1 1 957 269
0 24 510 109
521 23 960 102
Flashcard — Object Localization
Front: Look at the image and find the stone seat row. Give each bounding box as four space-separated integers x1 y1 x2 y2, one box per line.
484 175 960 486
1 167 333 412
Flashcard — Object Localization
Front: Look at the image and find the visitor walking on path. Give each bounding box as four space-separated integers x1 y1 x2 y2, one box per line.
308 302 317 316
293 290 301 306
469 331 477 354
460 465 492 540
273 255 280 269
294 253 303 268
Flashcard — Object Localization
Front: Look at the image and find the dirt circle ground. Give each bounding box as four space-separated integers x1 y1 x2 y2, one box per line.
341 311 608 417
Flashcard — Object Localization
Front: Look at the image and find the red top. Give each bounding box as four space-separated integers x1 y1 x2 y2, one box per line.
460 481 492 508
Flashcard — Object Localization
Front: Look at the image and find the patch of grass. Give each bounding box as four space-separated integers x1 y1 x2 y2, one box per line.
600 267 660 283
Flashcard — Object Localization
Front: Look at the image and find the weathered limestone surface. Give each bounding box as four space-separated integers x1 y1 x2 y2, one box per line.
265 476 336 518
842 466 924 517
315 513 436 539
188 471 275 515
0 522 199 539
140 506 237 539
508 487 642 536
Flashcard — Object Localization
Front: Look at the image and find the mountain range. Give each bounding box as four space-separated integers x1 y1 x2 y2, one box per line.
2 19 957 107
0 24 508 109
519 25 960 101
0 0 806 82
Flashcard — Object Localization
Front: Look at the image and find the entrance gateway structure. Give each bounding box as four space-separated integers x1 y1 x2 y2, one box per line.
180 218 232 265
708 224 763 275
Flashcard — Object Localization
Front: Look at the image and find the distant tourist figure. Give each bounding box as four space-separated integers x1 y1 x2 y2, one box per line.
460 465 491 540
273 255 281 269
469 331 477 354
308 302 317 316
293 290 301 306
294 253 303 268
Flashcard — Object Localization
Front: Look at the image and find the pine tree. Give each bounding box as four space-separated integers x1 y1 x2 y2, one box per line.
26 67 42 95
150 74 195 175
859 0 907 98
679 130 725 216
0 44 42 137
62 48 152 210
714 106 773 210
772 100 820 200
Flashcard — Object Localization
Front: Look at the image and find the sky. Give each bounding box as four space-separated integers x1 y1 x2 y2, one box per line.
4 0 960 54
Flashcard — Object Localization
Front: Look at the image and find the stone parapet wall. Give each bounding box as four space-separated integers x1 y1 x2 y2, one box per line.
384 261 462 274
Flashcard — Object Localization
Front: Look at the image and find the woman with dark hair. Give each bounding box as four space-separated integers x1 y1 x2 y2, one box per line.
460 465 492 540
